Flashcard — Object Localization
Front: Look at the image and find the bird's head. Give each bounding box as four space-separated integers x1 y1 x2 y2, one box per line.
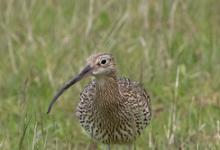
47 53 116 114
87 53 116 77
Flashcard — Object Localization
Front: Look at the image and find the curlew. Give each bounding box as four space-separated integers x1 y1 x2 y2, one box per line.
47 53 152 149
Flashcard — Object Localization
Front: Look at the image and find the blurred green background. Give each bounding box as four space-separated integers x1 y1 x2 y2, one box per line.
0 0 220 149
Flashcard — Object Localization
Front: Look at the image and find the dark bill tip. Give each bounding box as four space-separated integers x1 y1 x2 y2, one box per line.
47 65 92 114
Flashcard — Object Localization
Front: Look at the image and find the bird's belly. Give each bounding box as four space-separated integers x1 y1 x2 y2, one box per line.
76 111 138 144
84 122 137 144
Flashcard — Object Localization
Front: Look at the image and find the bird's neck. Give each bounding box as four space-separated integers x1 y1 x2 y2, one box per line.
95 76 122 110
94 76 129 123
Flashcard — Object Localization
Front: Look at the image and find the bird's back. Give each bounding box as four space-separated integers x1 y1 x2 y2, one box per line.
76 77 151 144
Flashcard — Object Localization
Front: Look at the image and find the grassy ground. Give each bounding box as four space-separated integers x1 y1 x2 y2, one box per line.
0 0 220 149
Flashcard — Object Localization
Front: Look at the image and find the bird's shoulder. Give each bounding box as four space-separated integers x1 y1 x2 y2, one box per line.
117 77 150 101
79 79 96 102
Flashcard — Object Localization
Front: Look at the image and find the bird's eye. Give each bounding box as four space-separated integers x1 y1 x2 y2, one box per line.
101 59 107 65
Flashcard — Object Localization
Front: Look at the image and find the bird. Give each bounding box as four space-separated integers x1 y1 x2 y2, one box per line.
47 53 152 150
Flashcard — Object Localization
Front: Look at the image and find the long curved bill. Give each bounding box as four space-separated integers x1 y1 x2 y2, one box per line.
47 65 92 114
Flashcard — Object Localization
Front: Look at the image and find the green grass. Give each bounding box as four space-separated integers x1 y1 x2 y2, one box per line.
0 0 220 149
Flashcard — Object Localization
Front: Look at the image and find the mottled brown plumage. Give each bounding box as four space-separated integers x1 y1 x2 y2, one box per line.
47 53 151 149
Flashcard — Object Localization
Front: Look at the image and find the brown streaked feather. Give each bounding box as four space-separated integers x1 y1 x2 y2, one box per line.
76 77 151 144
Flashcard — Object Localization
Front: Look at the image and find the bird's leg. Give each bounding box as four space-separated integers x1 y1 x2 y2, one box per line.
88 141 98 150
133 143 136 150
107 144 111 150
126 144 133 150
